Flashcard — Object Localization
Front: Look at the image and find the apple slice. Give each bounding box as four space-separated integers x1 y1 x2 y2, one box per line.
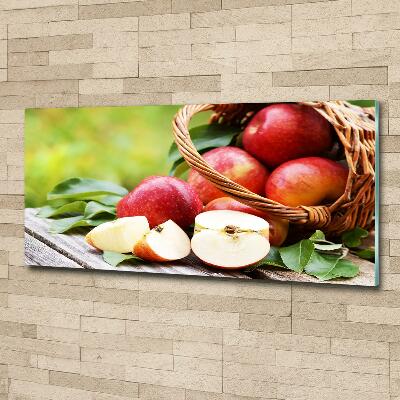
191 210 270 269
85 216 150 253
134 219 191 262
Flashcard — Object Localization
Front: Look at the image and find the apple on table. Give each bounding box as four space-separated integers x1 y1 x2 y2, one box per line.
116 175 203 228
134 219 191 262
191 210 270 269
205 197 289 247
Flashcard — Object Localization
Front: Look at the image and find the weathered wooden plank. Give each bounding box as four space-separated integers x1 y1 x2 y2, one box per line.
250 252 376 286
25 233 83 269
24 208 249 279
24 208 376 285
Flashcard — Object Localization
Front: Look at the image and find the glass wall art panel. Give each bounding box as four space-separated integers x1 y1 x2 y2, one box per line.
24 101 379 286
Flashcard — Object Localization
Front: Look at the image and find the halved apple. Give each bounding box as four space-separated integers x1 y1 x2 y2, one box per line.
191 210 270 269
85 216 150 253
133 219 191 262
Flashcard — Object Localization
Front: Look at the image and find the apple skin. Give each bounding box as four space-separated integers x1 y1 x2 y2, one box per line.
204 197 289 246
243 104 333 168
188 146 269 204
116 176 203 228
134 237 167 262
133 220 191 262
265 157 348 207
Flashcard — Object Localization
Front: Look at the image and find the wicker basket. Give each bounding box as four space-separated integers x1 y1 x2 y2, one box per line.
172 101 376 236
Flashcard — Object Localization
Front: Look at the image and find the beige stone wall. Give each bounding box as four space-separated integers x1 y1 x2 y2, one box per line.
0 0 398 399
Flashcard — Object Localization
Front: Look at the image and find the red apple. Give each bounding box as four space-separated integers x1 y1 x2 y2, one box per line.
204 197 289 246
243 103 333 168
265 157 348 207
188 146 269 204
116 176 203 228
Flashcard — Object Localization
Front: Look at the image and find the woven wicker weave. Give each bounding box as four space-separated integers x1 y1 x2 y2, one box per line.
172 101 376 235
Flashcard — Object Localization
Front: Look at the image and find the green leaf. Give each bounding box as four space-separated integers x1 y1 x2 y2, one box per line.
102 251 143 267
47 177 128 201
355 248 375 260
258 246 286 268
84 201 116 219
95 195 123 207
169 160 190 178
341 226 369 248
49 216 110 234
46 199 70 208
37 201 87 218
304 252 359 281
309 230 326 241
309 230 343 250
49 216 86 233
348 100 375 108
168 124 240 174
279 239 314 273
37 205 58 218
168 124 240 162
330 259 359 279
246 246 286 271
314 243 343 251
304 252 339 280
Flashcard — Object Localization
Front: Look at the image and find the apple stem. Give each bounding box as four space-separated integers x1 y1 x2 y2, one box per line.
224 225 239 235
154 225 164 233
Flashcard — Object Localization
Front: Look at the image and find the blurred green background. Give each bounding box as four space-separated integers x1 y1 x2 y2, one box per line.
25 105 210 208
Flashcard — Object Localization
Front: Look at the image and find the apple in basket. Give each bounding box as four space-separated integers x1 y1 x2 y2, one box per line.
187 146 269 204
243 103 333 168
265 157 348 207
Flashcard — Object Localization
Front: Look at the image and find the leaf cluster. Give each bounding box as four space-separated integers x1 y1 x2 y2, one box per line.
37 178 127 233
341 226 375 260
247 230 359 281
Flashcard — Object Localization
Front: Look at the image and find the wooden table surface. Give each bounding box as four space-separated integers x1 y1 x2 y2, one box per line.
24 208 376 286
